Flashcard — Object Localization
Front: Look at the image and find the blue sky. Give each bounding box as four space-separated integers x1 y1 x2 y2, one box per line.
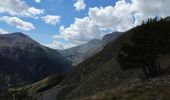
0 0 170 49
0 0 116 48
26 0 116 43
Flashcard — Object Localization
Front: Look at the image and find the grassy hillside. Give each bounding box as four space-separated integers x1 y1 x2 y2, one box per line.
57 17 170 100
0 74 64 100
81 73 170 100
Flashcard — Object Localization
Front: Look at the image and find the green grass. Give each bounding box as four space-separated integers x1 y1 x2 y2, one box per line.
0 74 63 100
80 74 170 100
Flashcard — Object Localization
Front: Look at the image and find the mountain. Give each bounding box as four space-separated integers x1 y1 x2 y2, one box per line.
11 17 170 100
3 17 170 100
58 32 121 66
55 17 170 100
0 32 72 92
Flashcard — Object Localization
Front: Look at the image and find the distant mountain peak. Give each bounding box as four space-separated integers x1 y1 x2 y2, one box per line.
7 32 30 39
102 31 121 41
0 32 38 48
0 32 31 40
10 32 25 36
0 32 72 90
59 31 121 66
11 32 24 35
88 38 101 44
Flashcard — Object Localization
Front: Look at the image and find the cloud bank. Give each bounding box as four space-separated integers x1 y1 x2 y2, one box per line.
0 16 35 31
0 0 44 17
50 0 170 49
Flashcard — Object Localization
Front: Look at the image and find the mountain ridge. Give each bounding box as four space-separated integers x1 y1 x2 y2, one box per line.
20 17 170 100
58 32 121 66
0 32 72 92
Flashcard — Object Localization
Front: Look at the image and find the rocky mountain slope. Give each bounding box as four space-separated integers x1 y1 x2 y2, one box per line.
2 17 170 100
0 32 72 92
58 32 121 66
58 17 170 100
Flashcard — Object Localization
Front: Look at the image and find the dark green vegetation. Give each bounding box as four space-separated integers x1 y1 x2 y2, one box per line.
0 33 72 93
0 74 64 100
117 17 170 76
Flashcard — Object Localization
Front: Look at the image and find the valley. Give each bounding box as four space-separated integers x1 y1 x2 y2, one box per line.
1 17 170 100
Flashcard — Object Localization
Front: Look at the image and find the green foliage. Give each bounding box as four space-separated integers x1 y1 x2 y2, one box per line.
35 75 63 93
117 16 170 76
0 74 64 100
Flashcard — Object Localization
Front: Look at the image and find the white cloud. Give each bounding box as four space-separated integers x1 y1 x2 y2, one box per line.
42 15 61 25
132 0 170 17
0 29 8 34
53 0 134 49
28 7 44 16
34 0 41 3
0 0 44 17
88 0 135 31
54 17 102 44
74 0 86 11
0 16 35 31
47 0 170 49
44 40 77 50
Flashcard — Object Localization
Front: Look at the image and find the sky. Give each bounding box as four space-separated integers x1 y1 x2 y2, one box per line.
0 0 170 50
